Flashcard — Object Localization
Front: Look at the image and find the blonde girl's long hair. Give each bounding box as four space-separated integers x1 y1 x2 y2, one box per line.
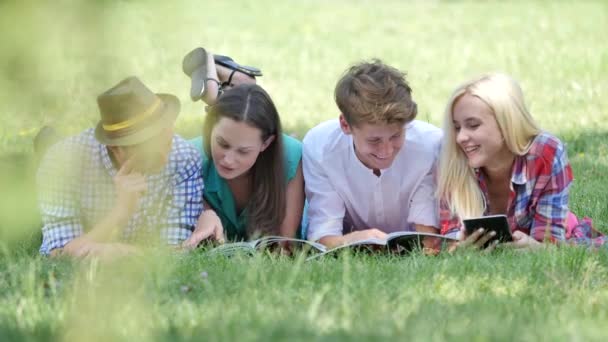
437 73 542 219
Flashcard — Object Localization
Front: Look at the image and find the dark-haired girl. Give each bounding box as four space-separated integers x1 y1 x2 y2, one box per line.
182 51 304 246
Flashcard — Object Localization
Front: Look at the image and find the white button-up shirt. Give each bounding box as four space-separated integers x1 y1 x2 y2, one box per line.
303 119 442 242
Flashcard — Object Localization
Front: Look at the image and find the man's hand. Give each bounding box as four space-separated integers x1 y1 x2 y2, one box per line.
59 238 140 260
500 230 543 252
342 228 388 244
318 228 388 249
113 157 147 219
414 224 441 255
82 157 147 242
182 210 225 249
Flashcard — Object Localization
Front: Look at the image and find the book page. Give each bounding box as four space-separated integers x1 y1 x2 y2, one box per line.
255 236 327 253
206 241 257 257
387 231 458 252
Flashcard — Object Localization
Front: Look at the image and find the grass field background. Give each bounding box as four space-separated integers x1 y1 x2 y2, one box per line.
0 0 607 341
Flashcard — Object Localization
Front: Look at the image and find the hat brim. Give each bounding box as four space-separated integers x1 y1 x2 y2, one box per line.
94 93 180 146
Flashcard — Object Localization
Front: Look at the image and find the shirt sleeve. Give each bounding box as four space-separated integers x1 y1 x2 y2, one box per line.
565 217 608 248
37 141 84 255
282 134 303 182
187 136 205 156
439 198 462 239
159 148 204 245
302 141 345 242
529 142 573 242
407 164 439 229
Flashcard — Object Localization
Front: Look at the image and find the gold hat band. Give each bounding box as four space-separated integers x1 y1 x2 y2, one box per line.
102 98 162 132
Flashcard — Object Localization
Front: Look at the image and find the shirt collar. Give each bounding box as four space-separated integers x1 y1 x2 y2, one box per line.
100 143 118 177
473 154 528 186
203 161 241 229
203 160 222 193
510 154 528 185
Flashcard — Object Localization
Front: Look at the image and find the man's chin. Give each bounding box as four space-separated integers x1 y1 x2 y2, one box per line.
217 169 247 180
369 157 395 170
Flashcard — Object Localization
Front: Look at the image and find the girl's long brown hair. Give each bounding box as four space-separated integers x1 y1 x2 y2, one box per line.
203 84 286 238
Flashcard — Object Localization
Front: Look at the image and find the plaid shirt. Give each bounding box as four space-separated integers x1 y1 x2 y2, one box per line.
38 129 204 255
440 132 573 243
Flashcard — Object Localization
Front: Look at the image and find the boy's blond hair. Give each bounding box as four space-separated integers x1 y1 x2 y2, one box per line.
335 60 417 127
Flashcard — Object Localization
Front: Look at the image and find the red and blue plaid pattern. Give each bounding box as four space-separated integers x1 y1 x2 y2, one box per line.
441 132 581 243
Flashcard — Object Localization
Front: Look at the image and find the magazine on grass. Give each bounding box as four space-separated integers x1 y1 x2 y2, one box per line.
206 236 327 257
207 231 457 258
306 231 458 260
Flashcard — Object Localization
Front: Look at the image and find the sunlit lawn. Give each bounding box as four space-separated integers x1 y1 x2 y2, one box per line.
0 0 607 341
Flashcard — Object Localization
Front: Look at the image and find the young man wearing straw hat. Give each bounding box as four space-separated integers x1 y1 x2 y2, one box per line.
38 77 204 258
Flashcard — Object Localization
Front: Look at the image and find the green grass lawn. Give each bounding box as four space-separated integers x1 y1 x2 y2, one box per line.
1 0 607 341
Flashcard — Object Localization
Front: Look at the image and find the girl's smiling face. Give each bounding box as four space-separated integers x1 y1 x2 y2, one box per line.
452 94 512 169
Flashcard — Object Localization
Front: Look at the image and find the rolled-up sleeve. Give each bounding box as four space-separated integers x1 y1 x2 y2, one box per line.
302 141 345 242
529 143 572 242
407 166 439 228
160 144 204 245
37 141 84 255
439 198 462 239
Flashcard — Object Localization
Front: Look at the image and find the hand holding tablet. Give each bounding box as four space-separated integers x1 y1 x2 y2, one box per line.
463 214 513 249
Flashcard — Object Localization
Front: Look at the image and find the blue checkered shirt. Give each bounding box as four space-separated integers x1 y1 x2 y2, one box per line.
38 129 204 255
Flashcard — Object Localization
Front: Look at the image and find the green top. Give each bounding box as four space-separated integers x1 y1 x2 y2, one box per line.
188 134 303 241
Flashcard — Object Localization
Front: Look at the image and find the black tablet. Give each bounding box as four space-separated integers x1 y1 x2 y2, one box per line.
462 214 513 248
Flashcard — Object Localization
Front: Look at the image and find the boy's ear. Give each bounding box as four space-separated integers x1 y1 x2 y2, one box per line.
261 134 276 152
339 114 352 135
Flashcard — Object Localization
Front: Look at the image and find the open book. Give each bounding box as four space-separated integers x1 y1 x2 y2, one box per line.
306 231 457 260
206 231 457 258
206 236 327 257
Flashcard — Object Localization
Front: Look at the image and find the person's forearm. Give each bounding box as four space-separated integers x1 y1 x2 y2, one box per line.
318 228 388 249
280 163 305 238
55 236 94 257
85 205 132 242
49 207 131 257
414 224 441 253
530 223 561 243
50 206 129 256
279 222 299 238
318 235 346 249
414 224 439 234
196 208 219 227
56 240 138 258
278 208 304 238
